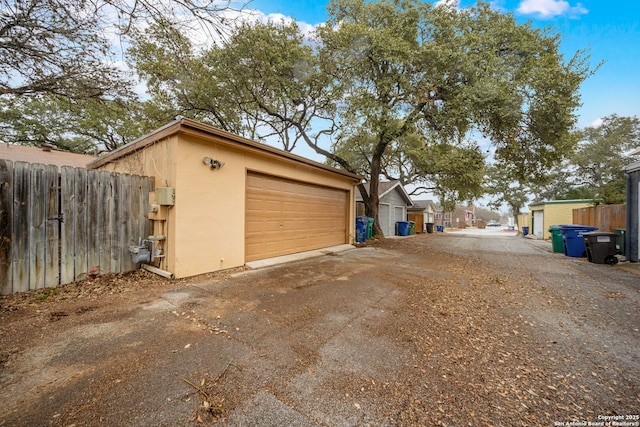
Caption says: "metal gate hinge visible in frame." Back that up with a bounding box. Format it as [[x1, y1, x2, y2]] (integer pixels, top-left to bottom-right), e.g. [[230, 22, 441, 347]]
[[48, 213, 64, 223]]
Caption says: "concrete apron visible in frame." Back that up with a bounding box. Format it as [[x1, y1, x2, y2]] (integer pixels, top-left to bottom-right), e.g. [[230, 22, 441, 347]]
[[245, 244, 355, 270]]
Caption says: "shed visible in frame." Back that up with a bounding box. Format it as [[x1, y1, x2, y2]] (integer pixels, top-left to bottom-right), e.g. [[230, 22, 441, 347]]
[[624, 160, 640, 262], [88, 118, 361, 278], [516, 213, 531, 233], [408, 200, 437, 233], [528, 200, 592, 240], [355, 181, 413, 236]]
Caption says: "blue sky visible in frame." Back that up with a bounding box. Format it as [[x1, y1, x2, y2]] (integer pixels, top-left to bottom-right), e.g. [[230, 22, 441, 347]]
[[247, 0, 640, 129]]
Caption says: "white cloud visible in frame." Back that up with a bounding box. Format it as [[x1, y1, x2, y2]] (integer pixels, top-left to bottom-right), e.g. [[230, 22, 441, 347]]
[[434, 0, 460, 9], [517, 0, 588, 18], [589, 118, 604, 128], [257, 11, 318, 39]]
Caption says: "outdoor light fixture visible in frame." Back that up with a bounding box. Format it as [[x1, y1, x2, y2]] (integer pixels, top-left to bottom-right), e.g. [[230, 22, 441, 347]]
[[203, 157, 225, 169]]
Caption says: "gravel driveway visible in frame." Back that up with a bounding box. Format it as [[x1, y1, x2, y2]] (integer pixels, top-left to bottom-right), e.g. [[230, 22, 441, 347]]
[[1, 231, 639, 426]]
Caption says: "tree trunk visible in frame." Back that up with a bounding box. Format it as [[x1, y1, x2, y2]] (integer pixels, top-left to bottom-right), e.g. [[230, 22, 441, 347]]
[[363, 142, 387, 237]]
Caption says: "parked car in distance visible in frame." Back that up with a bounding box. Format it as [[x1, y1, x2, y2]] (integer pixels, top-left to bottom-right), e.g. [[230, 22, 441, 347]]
[[486, 221, 502, 227]]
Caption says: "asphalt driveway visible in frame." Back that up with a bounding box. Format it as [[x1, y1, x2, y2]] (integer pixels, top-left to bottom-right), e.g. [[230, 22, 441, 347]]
[[1, 231, 639, 426]]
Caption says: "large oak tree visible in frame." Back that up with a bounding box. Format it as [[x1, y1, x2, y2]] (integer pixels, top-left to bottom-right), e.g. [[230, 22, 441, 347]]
[[129, 0, 591, 235]]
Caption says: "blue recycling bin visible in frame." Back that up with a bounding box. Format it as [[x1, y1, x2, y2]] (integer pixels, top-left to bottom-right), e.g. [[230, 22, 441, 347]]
[[396, 221, 410, 236], [522, 226, 529, 236], [436, 225, 444, 232], [356, 216, 368, 242], [560, 224, 598, 257]]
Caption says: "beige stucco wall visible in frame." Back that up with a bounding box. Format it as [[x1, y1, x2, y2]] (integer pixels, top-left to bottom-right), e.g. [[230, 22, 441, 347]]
[[97, 131, 357, 278], [516, 213, 530, 231], [530, 201, 592, 240]]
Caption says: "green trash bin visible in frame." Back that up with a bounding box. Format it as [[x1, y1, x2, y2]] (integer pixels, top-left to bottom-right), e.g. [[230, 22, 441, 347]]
[[548, 225, 564, 253], [408, 221, 416, 235], [367, 217, 374, 239]]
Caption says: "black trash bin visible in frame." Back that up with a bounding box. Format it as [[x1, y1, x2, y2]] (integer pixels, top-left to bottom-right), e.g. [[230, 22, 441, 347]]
[[425, 223, 434, 234], [582, 232, 618, 264]]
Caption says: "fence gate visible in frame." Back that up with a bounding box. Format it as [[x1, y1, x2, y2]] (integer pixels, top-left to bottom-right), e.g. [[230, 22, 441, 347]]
[[0, 160, 154, 295]]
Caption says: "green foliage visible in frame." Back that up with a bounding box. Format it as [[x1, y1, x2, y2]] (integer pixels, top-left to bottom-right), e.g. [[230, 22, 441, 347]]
[[34, 288, 56, 302], [0, 0, 123, 99], [127, 21, 240, 132], [0, 95, 147, 153], [122, 0, 591, 232], [474, 206, 501, 222], [484, 164, 530, 215], [422, 141, 486, 206], [321, 0, 588, 213], [563, 114, 639, 204], [1, 0, 238, 100], [204, 20, 333, 150], [488, 114, 640, 208], [1, 0, 241, 152]]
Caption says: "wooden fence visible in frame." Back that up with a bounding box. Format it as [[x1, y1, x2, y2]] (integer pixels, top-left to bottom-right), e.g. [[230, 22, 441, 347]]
[[573, 204, 626, 232], [0, 160, 154, 295]]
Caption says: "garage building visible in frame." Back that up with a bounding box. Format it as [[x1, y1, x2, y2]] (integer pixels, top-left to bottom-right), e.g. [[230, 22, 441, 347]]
[[89, 118, 361, 278], [624, 159, 640, 262], [355, 181, 413, 237], [529, 200, 592, 240]]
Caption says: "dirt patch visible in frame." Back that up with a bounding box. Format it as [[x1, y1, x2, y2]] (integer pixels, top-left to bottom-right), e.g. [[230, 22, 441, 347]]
[[369, 236, 640, 426], [1, 234, 639, 426]]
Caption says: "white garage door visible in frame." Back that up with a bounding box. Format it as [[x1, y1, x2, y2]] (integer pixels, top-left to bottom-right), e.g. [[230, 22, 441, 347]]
[[379, 204, 390, 236], [533, 210, 544, 239]]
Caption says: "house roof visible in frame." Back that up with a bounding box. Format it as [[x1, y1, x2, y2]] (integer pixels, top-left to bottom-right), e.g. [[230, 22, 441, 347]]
[[408, 199, 436, 211], [355, 180, 413, 205], [88, 117, 361, 182], [0, 143, 96, 169], [529, 199, 592, 207]]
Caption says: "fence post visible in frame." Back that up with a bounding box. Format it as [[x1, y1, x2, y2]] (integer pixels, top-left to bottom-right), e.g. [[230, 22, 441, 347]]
[[12, 162, 30, 293], [73, 167, 89, 281], [0, 160, 13, 295]]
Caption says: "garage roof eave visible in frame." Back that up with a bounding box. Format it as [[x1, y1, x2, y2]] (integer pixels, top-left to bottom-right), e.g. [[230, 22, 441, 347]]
[[88, 117, 362, 183], [529, 199, 592, 207], [623, 160, 640, 173], [87, 119, 182, 170]]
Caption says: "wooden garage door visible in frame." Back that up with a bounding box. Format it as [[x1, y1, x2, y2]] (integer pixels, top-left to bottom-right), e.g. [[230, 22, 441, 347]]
[[245, 172, 348, 262]]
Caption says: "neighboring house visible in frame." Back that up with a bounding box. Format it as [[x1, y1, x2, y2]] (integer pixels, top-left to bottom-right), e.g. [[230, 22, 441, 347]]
[[88, 117, 361, 279], [623, 155, 640, 262], [528, 200, 592, 240], [435, 208, 452, 228], [0, 143, 96, 169], [355, 180, 413, 236], [408, 199, 437, 233], [451, 206, 476, 228]]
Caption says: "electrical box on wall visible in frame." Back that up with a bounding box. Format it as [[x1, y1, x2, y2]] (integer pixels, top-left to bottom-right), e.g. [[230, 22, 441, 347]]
[[156, 187, 175, 206]]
